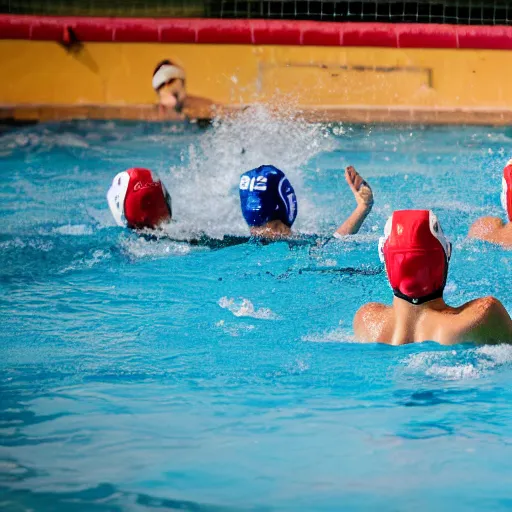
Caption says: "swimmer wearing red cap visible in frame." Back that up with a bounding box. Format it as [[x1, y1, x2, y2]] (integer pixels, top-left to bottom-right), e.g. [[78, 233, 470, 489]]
[[354, 210, 512, 345], [107, 168, 172, 230], [468, 159, 512, 248], [106, 168, 249, 248]]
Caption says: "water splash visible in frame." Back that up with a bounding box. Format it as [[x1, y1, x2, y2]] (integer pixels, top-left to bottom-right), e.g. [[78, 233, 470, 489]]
[[403, 344, 512, 380], [218, 296, 280, 320], [302, 327, 357, 343], [119, 235, 192, 259], [0, 128, 90, 157], [214, 319, 256, 337], [53, 224, 94, 236], [58, 249, 111, 274], [162, 104, 334, 239]]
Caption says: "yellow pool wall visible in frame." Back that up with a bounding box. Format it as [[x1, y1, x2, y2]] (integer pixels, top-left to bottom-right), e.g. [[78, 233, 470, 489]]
[[1, 40, 511, 122]]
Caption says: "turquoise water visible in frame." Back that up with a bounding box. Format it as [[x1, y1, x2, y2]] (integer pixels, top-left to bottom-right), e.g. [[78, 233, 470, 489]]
[[1, 110, 512, 511]]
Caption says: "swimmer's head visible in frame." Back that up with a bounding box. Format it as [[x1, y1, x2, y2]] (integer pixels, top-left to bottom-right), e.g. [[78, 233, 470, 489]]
[[107, 168, 172, 229], [379, 210, 452, 305], [239, 165, 298, 229], [501, 159, 512, 222], [152, 60, 186, 112]]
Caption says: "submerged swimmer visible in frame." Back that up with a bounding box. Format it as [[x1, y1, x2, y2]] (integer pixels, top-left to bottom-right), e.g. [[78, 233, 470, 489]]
[[468, 159, 512, 248], [239, 164, 373, 239], [354, 210, 512, 345]]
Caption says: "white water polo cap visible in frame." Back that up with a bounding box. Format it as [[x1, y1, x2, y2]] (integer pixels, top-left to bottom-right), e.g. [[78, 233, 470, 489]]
[[501, 159, 512, 222], [379, 210, 452, 305], [152, 64, 186, 91], [107, 168, 172, 229]]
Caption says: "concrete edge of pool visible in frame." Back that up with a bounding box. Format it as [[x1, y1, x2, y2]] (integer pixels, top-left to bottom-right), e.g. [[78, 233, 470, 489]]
[[3, 104, 512, 126]]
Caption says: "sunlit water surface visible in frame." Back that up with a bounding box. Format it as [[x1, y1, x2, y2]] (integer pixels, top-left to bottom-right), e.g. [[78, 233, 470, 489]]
[[1, 110, 512, 511]]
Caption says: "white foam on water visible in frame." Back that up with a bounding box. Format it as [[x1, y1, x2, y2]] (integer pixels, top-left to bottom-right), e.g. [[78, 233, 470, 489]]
[[52, 133, 90, 149], [0, 237, 26, 250], [302, 326, 357, 343], [428, 199, 490, 214], [53, 224, 94, 236], [58, 249, 111, 274], [162, 104, 335, 239], [333, 232, 381, 244], [317, 258, 338, 267], [119, 236, 192, 259], [2, 131, 90, 153], [403, 344, 512, 380], [0, 237, 54, 252], [86, 207, 117, 228], [0, 460, 28, 476], [214, 319, 256, 337], [218, 296, 281, 320]]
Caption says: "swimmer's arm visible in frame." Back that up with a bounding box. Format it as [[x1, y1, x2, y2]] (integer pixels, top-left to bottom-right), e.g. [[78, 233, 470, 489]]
[[468, 216, 504, 242], [334, 166, 373, 236], [463, 297, 512, 344], [334, 204, 372, 237]]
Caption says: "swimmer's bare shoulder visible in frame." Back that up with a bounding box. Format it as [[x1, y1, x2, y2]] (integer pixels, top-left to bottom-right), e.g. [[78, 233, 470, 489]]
[[468, 216, 512, 247], [450, 296, 512, 344], [354, 302, 393, 343], [354, 297, 512, 345], [182, 96, 220, 121]]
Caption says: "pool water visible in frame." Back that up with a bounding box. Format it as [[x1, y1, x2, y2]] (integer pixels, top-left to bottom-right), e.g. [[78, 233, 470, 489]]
[[1, 109, 512, 511]]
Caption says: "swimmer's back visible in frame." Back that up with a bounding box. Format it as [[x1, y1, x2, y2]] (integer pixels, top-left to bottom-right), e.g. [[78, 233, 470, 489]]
[[467, 159, 512, 248], [468, 216, 512, 248], [355, 296, 512, 345]]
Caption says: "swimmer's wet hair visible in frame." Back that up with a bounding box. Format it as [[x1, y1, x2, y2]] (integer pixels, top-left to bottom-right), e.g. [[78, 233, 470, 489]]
[[153, 59, 173, 76]]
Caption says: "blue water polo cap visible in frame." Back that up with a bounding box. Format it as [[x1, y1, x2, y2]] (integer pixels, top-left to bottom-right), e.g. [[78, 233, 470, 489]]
[[239, 165, 298, 227]]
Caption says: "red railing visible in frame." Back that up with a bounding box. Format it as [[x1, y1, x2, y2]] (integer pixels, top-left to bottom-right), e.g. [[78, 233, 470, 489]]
[[1, 15, 511, 49]]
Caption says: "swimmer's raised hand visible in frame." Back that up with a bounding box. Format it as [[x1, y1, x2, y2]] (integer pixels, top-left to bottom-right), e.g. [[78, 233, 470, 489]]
[[334, 166, 373, 237], [345, 166, 374, 209]]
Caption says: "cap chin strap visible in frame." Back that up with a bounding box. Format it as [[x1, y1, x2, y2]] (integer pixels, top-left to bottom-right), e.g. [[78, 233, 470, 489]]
[[392, 287, 444, 305]]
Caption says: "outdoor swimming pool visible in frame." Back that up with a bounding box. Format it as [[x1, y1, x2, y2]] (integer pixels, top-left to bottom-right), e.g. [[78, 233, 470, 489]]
[[1, 108, 512, 511]]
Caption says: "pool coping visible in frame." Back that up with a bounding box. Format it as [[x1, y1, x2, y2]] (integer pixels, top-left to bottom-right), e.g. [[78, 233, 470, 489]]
[[2, 104, 512, 125]]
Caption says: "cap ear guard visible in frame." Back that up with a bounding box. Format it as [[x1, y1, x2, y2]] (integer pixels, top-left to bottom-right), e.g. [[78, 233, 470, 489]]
[[277, 176, 298, 227], [501, 160, 512, 222], [378, 216, 393, 263], [161, 181, 173, 219], [429, 211, 452, 261], [106, 171, 130, 227], [502, 177, 508, 216]]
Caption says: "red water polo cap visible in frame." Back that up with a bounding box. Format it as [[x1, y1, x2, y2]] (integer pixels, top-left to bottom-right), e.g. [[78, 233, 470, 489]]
[[501, 159, 512, 222], [107, 168, 172, 229], [378, 210, 452, 305]]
